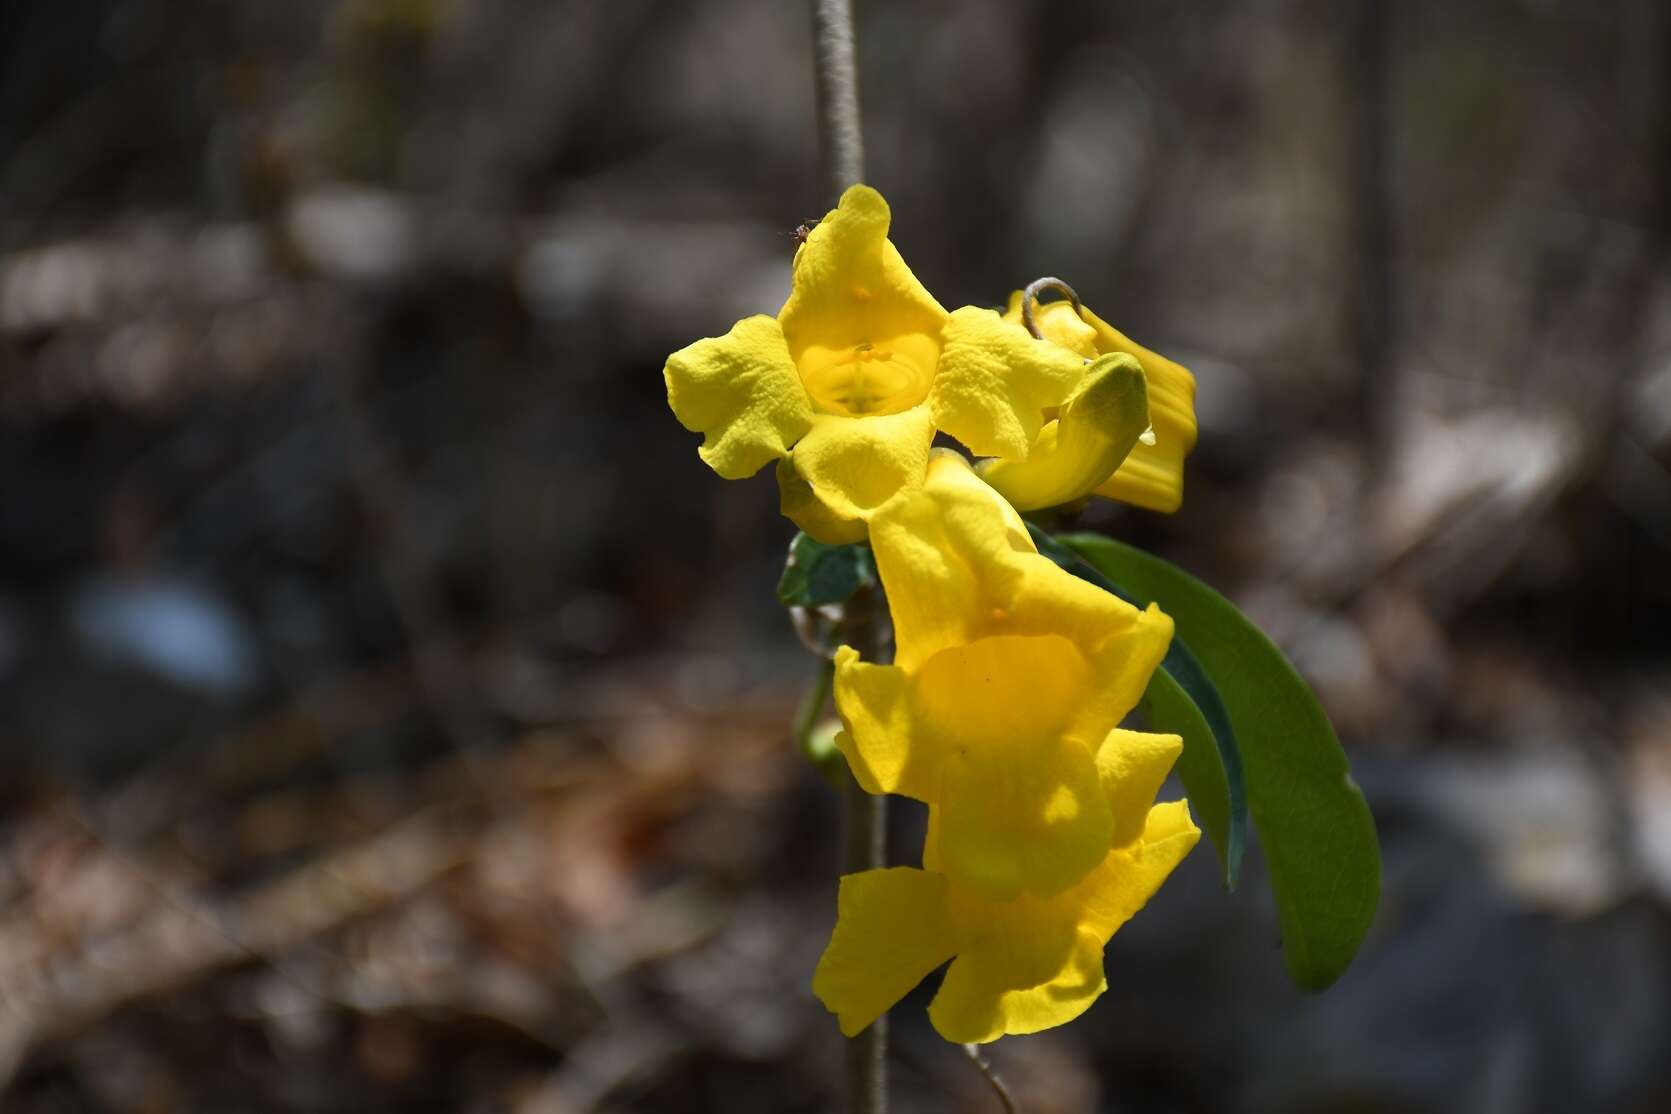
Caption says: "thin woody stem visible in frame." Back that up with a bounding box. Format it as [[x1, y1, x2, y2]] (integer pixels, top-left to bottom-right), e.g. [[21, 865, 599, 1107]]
[[810, 5, 886, 1112], [962, 1044, 1021, 1114], [840, 768, 887, 1114], [835, 598, 888, 1114], [812, 0, 865, 204]]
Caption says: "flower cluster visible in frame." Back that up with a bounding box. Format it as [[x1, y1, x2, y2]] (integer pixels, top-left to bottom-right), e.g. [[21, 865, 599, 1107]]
[[664, 185, 1202, 1043]]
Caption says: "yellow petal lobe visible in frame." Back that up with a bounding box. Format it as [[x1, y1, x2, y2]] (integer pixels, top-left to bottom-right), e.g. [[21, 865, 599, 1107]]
[[1075, 800, 1201, 940], [1081, 309, 1197, 513], [775, 457, 868, 545], [663, 315, 814, 479], [812, 867, 956, 1037], [929, 307, 1084, 460], [929, 927, 1106, 1044], [780, 185, 946, 418], [935, 734, 1113, 899], [783, 406, 936, 524], [832, 647, 943, 800], [927, 799, 1200, 1044], [1095, 729, 1184, 848]]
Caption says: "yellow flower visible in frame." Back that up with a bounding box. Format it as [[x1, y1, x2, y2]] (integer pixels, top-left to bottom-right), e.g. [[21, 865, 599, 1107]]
[[812, 787, 1200, 1044], [834, 452, 1176, 899], [663, 186, 1087, 543], [986, 291, 1199, 513]]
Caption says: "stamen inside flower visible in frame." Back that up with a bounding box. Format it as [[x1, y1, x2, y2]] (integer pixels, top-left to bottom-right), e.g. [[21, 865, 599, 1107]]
[[796, 331, 939, 417]]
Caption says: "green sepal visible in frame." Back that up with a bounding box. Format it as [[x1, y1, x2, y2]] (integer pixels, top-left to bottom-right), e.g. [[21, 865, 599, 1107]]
[[776, 532, 877, 608]]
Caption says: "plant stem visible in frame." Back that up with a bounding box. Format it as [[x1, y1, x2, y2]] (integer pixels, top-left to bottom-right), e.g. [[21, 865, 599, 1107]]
[[841, 773, 887, 1113], [962, 1044, 1020, 1114], [811, 5, 882, 1109], [812, 0, 865, 202], [793, 657, 836, 759]]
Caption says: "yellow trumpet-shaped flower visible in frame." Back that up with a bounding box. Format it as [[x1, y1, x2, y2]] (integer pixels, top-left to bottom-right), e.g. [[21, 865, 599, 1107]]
[[664, 186, 1087, 543], [833, 452, 1175, 899], [813, 782, 1200, 1044], [988, 291, 1199, 513]]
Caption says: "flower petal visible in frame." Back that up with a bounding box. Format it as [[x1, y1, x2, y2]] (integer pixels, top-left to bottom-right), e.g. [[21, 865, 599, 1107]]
[[996, 576, 1173, 750], [871, 449, 1171, 706], [1095, 729, 1184, 848], [876, 453, 1173, 739], [936, 734, 1113, 900], [775, 457, 868, 545], [977, 352, 1150, 511], [929, 307, 1084, 460], [833, 647, 943, 800], [1075, 800, 1201, 943], [781, 406, 936, 527], [911, 634, 1088, 744], [1003, 293, 1198, 513], [664, 314, 813, 479], [1068, 602, 1174, 746], [1079, 308, 1197, 513], [1093, 439, 1191, 514], [929, 926, 1106, 1045], [779, 185, 946, 418], [922, 802, 1199, 1043], [865, 451, 1035, 671], [813, 867, 956, 1037]]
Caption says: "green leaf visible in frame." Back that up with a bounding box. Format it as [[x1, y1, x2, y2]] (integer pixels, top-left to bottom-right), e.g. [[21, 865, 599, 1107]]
[[776, 532, 876, 608], [1140, 664, 1239, 886], [1061, 532, 1381, 991], [1027, 524, 1244, 889]]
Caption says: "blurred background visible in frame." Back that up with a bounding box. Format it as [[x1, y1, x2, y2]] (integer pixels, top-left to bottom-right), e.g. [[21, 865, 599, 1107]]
[[2, 0, 1670, 1110]]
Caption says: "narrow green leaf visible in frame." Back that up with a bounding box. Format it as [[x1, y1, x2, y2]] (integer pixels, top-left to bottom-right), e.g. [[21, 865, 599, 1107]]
[[1061, 532, 1381, 991], [1140, 664, 1237, 885], [776, 532, 876, 608], [1141, 635, 1246, 890], [1027, 524, 1244, 888]]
